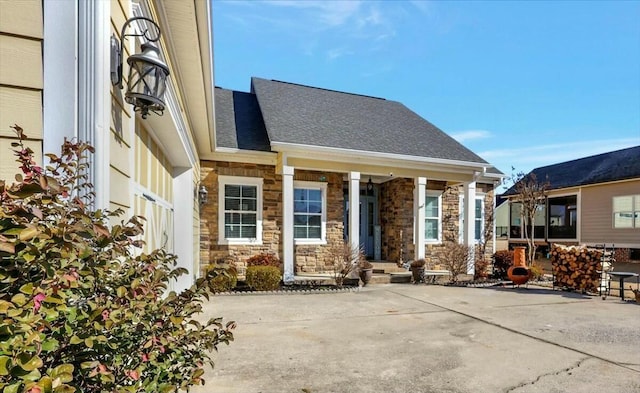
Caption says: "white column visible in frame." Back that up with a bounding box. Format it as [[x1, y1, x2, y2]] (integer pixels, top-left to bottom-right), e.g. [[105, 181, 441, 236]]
[[172, 168, 194, 292], [348, 172, 360, 253], [43, 1, 78, 154], [282, 165, 295, 283], [414, 177, 427, 260], [463, 181, 476, 274]]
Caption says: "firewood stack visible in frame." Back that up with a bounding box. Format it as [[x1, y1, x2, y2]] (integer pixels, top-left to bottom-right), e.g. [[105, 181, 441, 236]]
[[550, 244, 603, 292]]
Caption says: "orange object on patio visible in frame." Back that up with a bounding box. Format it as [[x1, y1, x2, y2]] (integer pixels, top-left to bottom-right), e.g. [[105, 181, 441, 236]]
[[508, 246, 530, 285]]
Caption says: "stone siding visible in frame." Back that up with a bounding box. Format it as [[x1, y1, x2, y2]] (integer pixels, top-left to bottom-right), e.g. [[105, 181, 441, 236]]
[[380, 178, 415, 264], [199, 161, 344, 276]]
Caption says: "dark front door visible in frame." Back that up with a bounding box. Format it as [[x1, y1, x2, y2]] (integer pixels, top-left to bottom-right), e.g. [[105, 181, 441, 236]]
[[360, 194, 377, 258]]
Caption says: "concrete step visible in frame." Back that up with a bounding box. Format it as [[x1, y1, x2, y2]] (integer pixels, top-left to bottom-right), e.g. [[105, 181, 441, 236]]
[[370, 262, 407, 274]]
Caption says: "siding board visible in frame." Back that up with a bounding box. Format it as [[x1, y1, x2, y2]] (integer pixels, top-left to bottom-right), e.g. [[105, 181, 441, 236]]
[[0, 35, 43, 89], [0, 87, 42, 137], [0, 0, 43, 39]]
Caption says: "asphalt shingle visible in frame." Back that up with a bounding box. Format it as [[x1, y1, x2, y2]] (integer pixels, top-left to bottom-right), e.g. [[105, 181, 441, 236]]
[[214, 87, 271, 152]]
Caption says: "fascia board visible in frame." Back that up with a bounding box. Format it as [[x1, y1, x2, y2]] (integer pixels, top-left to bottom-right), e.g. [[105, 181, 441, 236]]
[[271, 141, 489, 172], [201, 148, 277, 165]]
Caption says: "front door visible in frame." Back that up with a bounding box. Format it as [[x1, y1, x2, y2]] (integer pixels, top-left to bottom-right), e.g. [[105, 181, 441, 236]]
[[360, 192, 378, 259]]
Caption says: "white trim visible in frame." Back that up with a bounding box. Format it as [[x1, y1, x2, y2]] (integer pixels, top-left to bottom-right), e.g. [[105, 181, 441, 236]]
[[348, 172, 360, 254], [217, 176, 263, 245], [459, 193, 485, 244], [172, 168, 195, 292], [463, 182, 476, 274], [272, 141, 489, 171], [282, 166, 295, 282], [293, 181, 328, 245], [204, 148, 277, 165], [425, 190, 443, 244], [414, 177, 427, 260]]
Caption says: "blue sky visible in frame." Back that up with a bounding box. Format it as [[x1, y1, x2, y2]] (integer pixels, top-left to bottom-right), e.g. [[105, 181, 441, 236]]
[[212, 0, 640, 185]]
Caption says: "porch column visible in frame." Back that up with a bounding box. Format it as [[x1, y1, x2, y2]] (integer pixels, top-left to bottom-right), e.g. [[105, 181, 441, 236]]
[[463, 181, 476, 274], [348, 172, 360, 253], [282, 165, 295, 283], [414, 177, 427, 260]]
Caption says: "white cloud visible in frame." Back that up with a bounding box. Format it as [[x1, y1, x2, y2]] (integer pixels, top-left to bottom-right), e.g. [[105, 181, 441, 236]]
[[451, 130, 493, 142]]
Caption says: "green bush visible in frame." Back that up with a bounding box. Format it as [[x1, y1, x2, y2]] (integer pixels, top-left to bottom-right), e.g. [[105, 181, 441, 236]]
[[245, 266, 281, 291], [493, 250, 514, 279], [246, 253, 281, 267], [0, 126, 234, 393], [208, 267, 238, 292]]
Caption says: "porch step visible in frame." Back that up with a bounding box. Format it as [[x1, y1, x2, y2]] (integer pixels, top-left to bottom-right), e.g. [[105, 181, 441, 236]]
[[370, 262, 407, 274]]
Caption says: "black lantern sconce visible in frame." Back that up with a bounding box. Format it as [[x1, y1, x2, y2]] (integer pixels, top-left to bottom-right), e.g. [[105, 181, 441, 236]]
[[198, 184, 208, 207], [111, 17, 170, 119], [366, 176, 374, 196]]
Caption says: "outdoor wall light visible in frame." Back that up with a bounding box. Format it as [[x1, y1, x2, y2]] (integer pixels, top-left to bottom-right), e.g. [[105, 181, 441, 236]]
[[111, 16, 170, 119], [366, 176, 374, 195], [198, 184, 208, 207]]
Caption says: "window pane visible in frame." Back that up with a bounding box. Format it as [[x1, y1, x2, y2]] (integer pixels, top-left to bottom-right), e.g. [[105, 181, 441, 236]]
[[241, 225, 256, 238], [634, 195, 640, 211], [308, 201, 322, 214], [294, 188, 306, 200], [294, 226, 308, 238], [614, 212, 634, 228], [225, 225, 240, 238], [548, 195, 577, 238], [475, 220, 482, 240], [294, 215, 308, 225], [510, 202, 522, 238], [294, 201, 307, 213], [308, 189, 321, 202], [241, 186, 257, 198], [225, 212, 240, 225], [475, 199, 482, 217], [225, 198, 240, 211], [241, 199, 257, 211], [635, 212, 640, 228], [308, 227, 321, 238], [425, 218, 438, 240], [425, 196, 439, 217], [309, 215, 321, 226], [242, 213, 256, 225], [225, 185, 240, 198], [613, 196, 633, 211]]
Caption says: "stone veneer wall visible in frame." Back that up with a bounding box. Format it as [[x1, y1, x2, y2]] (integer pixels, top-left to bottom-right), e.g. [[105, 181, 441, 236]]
[[199, 161, 344, 276], [380, 178, 415, 263]]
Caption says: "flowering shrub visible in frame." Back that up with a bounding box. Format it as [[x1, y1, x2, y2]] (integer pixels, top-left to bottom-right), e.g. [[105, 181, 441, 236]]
[[246, 253, 281, 267], [0, 126, 234, 392]]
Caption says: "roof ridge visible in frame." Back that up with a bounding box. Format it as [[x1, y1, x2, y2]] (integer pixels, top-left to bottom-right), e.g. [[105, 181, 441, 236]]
[[267, 78, 387, 101]]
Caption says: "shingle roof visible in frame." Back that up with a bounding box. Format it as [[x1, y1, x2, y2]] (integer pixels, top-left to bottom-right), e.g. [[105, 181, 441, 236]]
[[214, 87, 271, 152], [504, 145, 640, 194], [250, 77, 492, 165]]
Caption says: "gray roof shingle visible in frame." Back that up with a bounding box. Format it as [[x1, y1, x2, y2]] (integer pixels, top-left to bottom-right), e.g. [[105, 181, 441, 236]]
[[504, 145, 640, 194], [250, 77, 491, 165], [214, 87, 271, 152]]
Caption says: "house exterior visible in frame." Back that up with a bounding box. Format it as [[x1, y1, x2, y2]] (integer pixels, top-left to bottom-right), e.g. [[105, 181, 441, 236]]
[[200, 78, 504, 281], [504, 146, 640, 262], [0, 0, 216, 291]]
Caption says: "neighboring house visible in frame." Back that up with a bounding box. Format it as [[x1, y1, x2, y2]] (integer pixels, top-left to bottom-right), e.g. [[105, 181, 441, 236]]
[[504, 146, 640, 262], [200, 78, 504, 281], [0, 0, 216, 291], [494, 195, 509, 251]]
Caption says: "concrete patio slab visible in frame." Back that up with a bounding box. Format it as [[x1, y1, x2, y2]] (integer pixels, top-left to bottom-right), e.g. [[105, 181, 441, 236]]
[[192, 284, 640, 393]]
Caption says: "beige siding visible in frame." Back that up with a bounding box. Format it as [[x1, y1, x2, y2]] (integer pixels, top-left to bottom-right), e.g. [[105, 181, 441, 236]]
[[109, 167, 130, 207], [0, 87, 42, 137], [581, 180, 640, 246], [0, 0, 43, 38], [0, 35, 43, 89], [0, 1, 43, 183]]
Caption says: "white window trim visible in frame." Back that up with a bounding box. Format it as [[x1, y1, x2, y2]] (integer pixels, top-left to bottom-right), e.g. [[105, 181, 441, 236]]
[[293, 181, 327, 245], [459, 194, 485, 243], [218, 176, 263, 245], [425, 190, 443, 244]]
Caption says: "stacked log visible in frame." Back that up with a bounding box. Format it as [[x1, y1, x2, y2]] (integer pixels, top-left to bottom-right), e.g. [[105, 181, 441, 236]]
[[550, 244, 602, 293]]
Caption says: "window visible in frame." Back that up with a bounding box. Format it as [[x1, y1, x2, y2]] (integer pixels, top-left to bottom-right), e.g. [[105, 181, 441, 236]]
[[510, 202, 522, 238], [548, 195, 577, 239], [613, 195, 640, 228], [459, 195, 484, 242], [218, 176, 262, 244], [294, 181, 327, 243], [425, 191, 442, 242]]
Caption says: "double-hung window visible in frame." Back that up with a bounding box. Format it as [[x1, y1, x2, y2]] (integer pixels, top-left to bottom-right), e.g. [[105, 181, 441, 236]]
[[425, 191, 442, 243], [294, 181, 326, 244], [218, 176, 263, 244]]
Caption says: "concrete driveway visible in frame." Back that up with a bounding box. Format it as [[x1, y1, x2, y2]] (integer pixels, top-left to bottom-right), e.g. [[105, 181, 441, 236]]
[[193, 284, 640, 393]]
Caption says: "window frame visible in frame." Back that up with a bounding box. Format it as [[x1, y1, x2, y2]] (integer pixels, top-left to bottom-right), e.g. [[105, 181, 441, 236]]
[[217, 175, 263, 245], [425, 190, 443, 244], [459, 194, 485, 243], [547, 193, 579, 240], [612, 194, 640, 229], [293, 181, 327, 245]]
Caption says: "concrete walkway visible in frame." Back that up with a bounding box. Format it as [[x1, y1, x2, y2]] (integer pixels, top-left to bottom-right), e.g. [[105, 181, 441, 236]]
[[193, 284, 640, 393]]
